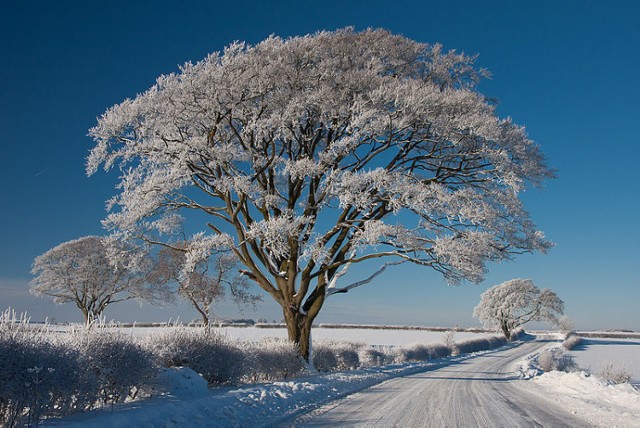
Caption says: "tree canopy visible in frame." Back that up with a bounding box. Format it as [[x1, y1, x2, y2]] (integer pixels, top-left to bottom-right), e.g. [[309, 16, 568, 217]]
[[473, 278, 564, 339], [147, 242, 261, 326], [87, 28, 553, 358], [30, 236, 169, 322]]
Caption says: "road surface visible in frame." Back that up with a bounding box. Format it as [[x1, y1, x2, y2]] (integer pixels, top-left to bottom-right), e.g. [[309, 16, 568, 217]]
[[294, 340, 585, 427]]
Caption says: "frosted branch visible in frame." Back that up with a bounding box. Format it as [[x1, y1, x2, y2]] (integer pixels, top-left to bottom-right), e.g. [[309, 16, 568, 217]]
[[326, 260, 406, 297]]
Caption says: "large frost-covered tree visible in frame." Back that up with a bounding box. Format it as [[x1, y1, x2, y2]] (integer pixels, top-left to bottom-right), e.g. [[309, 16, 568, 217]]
[[87, 28, 553, 359], [31, 236, 169, 322], [473, 278, 564, 339]]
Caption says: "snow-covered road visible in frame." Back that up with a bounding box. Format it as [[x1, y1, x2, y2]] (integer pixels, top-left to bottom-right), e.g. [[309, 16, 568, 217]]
[[294, 340, 584, 427], [44, 338, 639, 427]]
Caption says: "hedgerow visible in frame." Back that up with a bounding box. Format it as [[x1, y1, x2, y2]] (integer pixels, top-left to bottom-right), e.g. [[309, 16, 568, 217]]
[[1, 309, 517, 426]]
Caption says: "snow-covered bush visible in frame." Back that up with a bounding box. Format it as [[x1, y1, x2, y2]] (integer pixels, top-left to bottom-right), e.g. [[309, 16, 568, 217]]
[[455, 338, 487, 354], [312, 342, 361, 371], [598, 362, 631, 385], [241, 338, 305, 382], [537, 349, 558, 372], [311, 345, 338, 372], [151, 328, 244, 385], [456, 336, 506, 354], [557, 354, 578, 372], [0, 310, 89, 426], [538, 348, 578, 373], [429, 343, 453, 359], [562, 334, 582, 350], [395, 344, 430, 363], [331, 342, 362, 370], [78, 330, 157, 406], [357, 347, 390, 367], [392, 343, 453, 363], [0, 335, 86, 426]]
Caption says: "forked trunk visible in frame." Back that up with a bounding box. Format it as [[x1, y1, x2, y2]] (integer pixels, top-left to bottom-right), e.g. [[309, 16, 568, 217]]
[[283, 307, 314, 362]]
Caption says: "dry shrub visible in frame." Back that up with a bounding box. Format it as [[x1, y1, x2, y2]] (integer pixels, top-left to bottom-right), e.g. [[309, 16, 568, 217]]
[[78, 330, 157, 405], [150, 328, 243, 385], [599, 363, 631, 385], [312, 341, 362, 371], [538, 348, 578, 373], [562, 334, 582, 350], [358, 347, 390, 367], [241, 338, 305, 382]]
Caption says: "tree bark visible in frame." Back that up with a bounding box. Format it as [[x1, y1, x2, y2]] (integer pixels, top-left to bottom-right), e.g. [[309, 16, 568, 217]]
[[283, 307, 314, 361], [282, 276, 327, 361], [283, 306, 320, 362], [500, 319, 511, 341]]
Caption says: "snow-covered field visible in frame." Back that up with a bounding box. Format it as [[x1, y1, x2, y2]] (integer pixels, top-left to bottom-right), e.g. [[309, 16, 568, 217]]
[[61, 324, 493, 346], [567, 338, 640, 387], [216, 326, 492, 346], [514, 338, 640, 427]]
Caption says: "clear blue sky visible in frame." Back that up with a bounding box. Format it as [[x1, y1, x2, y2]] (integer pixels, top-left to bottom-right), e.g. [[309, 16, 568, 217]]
[[1, 0, 638, 330]]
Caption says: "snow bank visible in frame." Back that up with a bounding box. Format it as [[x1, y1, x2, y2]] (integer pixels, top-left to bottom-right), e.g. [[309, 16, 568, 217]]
[[527, 371, 640, 427], [514, 338, 640, 427], [150, 367, 210, 398], [42, 351, 495, 427]]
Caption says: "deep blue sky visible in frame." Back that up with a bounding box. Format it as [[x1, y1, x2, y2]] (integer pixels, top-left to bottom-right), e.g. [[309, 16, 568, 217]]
[[1, 0, 638, 329]]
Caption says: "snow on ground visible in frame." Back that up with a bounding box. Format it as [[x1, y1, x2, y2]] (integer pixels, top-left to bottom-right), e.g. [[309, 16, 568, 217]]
[[522, 370, 640, 427], [567, 338, 640, 387], [515, 339, 640, 427], [57, 324, 493, 346], [40, 331, 640, 427], [42, 353, 481, 427], [216, 326, 492, 346]]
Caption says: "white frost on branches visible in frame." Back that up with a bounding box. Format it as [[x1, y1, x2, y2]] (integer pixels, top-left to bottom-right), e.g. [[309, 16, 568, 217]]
[[30, 236, 170, 322], [246, 214, 311, 260], [87, 28, 554, 353], [181, 233, 233, 281], [473, 278, 564, 339]]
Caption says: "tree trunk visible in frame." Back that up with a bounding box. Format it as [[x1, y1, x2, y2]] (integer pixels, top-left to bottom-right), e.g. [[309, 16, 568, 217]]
[[202, 305, 211, 327], [500, 319, 511, 341], [76, 302, 93, 326], [283, 307, 314, 362], [189, 298, 209, 327]]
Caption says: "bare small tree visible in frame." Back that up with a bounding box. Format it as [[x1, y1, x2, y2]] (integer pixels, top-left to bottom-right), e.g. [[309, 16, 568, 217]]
[[473, 278, 564, 340], [557, 315, 574, 333], [30, 236, 168, 323], [148, 242, 261, 326]]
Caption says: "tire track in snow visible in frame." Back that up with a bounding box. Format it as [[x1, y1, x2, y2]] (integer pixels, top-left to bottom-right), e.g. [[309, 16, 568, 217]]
[[294, 340, 585, 427]]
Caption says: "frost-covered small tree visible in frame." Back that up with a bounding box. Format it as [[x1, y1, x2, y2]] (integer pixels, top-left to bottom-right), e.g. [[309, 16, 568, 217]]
[[473, 279, 564, 339], [557, 315, 574, 333], [30, 236, 168, 322], [147, 242, 261, 326], [88, 28, 553, 360]]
